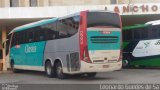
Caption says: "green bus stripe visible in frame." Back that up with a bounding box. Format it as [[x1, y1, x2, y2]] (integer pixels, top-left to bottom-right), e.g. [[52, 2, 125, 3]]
[[130, 57, 160, 67], [123, 24, 149, 31]]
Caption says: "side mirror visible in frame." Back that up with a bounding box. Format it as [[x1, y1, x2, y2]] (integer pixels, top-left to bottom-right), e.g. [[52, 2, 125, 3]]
[[2, 42, 5, 49], [2, 39, 8, 49]]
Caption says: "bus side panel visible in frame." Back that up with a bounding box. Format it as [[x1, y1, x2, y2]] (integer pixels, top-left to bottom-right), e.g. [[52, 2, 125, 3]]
[[123, 39, 160, 67], [10, 45, 26, 65], [44, 33, 80, 73], [132, 39, 160, 67], [25, 41, 46, 66], [10, 41, 46, 66]]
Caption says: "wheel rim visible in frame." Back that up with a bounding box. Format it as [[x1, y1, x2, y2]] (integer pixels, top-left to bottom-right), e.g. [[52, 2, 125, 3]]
[[46, 63, 51, 75], [123, 60, 128, 66], [57, 65, 62, 77]]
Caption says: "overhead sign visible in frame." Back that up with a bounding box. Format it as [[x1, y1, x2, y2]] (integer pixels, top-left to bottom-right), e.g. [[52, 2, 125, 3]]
[[0, 3, 160, 19], [105, 3, 160, 15]]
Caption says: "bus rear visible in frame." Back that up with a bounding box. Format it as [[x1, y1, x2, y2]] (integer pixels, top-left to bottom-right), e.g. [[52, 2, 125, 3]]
[[79, 11, 122, 73]]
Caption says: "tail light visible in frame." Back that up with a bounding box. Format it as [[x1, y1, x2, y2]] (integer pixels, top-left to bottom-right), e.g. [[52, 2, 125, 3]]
[[82, 46, 92, 63], [118, 51, 122, 62]]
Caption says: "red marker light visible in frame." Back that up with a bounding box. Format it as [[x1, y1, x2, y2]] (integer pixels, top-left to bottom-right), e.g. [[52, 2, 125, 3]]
[[15, 45, 20, 48]]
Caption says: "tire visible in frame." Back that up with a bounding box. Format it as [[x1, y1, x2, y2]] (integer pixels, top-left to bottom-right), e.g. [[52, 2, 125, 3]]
[[122, 60, 129, 68], [10, 61, 19, 73], [45, 61, 55, 78], [86, 72, 97, 77], [123, 55, 132, 68], [55, 62, 67, 79]]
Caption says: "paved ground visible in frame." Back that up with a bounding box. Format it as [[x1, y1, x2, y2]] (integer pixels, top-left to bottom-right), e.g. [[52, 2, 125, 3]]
[[0, 69, 160, 84]]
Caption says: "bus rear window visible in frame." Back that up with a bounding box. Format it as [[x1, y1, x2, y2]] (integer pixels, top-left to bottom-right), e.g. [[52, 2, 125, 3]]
[[87, 11, 120, 28]]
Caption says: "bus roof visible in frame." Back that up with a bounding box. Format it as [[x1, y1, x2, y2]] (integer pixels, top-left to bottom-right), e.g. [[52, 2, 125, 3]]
[[123, 24, 149, 30], [10, 13, 80, 34], [10, 18, 58, 34], [10, 10, 118, 34], [145, 20, 160, 25]]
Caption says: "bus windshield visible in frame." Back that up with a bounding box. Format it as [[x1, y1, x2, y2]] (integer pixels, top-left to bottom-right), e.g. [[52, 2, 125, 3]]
[[87, 11, 121, 28]]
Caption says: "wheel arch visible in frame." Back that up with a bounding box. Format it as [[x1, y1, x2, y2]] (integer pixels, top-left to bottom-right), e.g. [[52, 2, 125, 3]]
[[44, 58, 63, 68]]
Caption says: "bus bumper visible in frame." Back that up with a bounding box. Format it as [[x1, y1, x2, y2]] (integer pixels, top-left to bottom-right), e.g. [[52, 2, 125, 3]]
[[80, 61, 122, 73]]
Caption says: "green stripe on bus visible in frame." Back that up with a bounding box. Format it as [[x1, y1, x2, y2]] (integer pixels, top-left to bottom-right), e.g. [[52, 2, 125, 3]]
[[130, 57, 160, 67], [123, 24, 149, 31], [123, 41, 129, 48]]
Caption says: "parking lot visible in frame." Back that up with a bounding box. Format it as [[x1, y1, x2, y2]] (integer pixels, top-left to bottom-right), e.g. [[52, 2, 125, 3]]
[[0, 69, 160, 84]]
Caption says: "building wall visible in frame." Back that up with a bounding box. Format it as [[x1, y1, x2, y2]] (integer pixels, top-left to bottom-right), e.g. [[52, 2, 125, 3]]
[[0, 0, 111, 7], [48, 0, 111, 6], [0, 0, 10, 7], [1, 0, 160, 8], [118, 0, 160, 4]]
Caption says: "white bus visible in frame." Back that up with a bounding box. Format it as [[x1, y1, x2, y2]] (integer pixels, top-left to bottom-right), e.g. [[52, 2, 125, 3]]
[[5, 10, 122, 79]]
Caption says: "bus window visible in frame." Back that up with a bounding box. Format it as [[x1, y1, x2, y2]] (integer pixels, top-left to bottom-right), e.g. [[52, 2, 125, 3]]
[[57, 16, 79, 38], [149, 25, 160, 39], [123, 30, 133, 41], [141, 27, 148, 39], [87, 12, 120, 28], [19, 31, 25, 44], [27, 30, 34, 43], [67, 16, 80, 36], [11, 32, 20, 47], [57, 20, 68, 38], [40, 22, 57, 40], [133, 29, 141, 40], [39, 29, 45, 41]]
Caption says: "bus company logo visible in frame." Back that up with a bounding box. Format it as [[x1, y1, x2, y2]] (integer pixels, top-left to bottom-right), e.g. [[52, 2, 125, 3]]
[[143, 41, 150, 48], [25, 45, 37, 53], [100, 31, 111, 34], [155, 40, 160, 45]]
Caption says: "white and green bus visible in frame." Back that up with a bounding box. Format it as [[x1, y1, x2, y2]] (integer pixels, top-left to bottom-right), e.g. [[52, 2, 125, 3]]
[[123, 20, 160, 68], [5, 10, 122, 79]]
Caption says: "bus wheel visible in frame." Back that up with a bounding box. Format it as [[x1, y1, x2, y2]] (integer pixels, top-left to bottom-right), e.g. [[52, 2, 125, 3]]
[[10, 61, 19, 73], [122, 60, 129, 68], [45, 61, 55, 78], [55, 62, 67, 79], [86, 72, 97, 77]]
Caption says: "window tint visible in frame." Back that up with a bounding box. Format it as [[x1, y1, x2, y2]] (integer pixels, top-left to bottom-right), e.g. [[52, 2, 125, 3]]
[[111, 0, 117, 4], [27, 30, 34, 43], [123, 26, 150, 41], [57, 20, 69, 38], [67, 16, 80, 35], [57, 16, 80, 38], [11, 16, 80, 46], [87, 12, 120, 28], [10, 0, 19, 7], [123, 30, 133, 41], [149, 25, 160, 39], [140, 28, 148, 39], [11, 32, 20, 47], [30, 0, 37, 7], [134, 29, 141, 40], [19, 31, 25, 44], [40, 22, 58, 40]]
